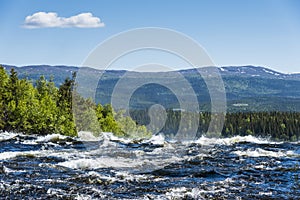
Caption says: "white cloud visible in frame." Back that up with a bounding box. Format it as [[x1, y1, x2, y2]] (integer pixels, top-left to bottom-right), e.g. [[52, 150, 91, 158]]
[[23, 12, 105, 28]]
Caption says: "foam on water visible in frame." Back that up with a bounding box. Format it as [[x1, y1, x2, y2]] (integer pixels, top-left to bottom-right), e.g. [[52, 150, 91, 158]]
[[77, 131, 100, 141], [195, 135, 275, 146], [87, 171, 118, 183], [102, 132, 133, 144], [1, 165, 26, 174], [233, 148, 297, 158], [145, 133, 166, 145], [56, 151, 184, 171], [1, 132, 300, 199], [0, 132, 18, 142], [165, 187, 188, 199], [58, 157, 141, 169], [35, 134, 68, 143], [0, 150, 42, 160]]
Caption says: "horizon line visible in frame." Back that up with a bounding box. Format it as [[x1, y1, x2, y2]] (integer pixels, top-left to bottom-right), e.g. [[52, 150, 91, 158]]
[[1, 63, 299, 74]]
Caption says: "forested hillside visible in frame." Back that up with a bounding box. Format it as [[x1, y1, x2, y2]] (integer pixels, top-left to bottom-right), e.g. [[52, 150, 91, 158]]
[[1, 65, 299, 141], [2, 64, 300, 112]]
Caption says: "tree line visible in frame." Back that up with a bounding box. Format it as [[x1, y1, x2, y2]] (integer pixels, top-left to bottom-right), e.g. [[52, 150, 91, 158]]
[[223, 111, 300, 141], [130, 110, 300, 141], [0, 66, 150, 138], [1, 65, 299, 141]]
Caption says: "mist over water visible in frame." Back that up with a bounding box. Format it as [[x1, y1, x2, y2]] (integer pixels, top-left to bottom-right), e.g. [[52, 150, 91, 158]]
[[0, 132, 300, 199]]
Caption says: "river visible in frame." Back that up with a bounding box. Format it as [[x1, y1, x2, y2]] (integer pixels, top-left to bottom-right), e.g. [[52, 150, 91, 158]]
[[0, 132, 300, 199]]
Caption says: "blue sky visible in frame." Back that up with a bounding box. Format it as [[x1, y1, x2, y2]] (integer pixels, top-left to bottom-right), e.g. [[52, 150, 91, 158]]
[[0, 0, 299, 73]]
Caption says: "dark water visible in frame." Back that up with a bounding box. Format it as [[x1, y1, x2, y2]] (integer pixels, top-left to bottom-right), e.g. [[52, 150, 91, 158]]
[[0, 132, 300, 199]]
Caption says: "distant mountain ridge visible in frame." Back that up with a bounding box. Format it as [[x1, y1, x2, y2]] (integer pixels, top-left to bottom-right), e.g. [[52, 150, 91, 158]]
[[2, 64, 299, 76], [1, 64, 300, 112]]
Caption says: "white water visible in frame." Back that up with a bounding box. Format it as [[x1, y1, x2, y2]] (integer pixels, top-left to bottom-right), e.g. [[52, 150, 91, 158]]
[[0, 150, 41, 160], [1, 132, 299, 170], [1, 131, 300, 199], [0, 132, 18, 142], [195, 135, 275, 146], [233, 148, 296, 158], [0, 132, 300, 162]]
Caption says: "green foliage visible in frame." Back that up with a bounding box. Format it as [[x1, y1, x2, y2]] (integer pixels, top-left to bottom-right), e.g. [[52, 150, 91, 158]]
[[0, 66, 77, 136], [0, 67, 9, 130], [94, 104, 121, 135], [0, 65, 149, 138], [1, 64, 298, 141], [130, 109, 300, 141], [114, 110, 151, 139], [3, 65, 300, 112], [74, 98, 151, 138], [223, 112, 300, 141], [73, 93, 101, 135], [56, 73, 77, 136]]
